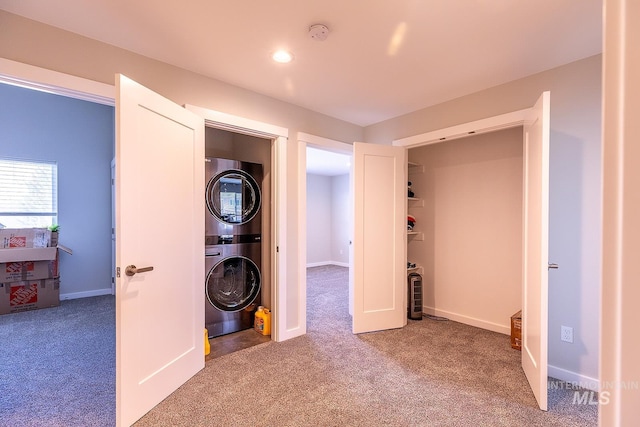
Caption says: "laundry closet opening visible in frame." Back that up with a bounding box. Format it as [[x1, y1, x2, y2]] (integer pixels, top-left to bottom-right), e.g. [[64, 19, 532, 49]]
[[204, 127, 273, 358], [407, 127, 523, 333]]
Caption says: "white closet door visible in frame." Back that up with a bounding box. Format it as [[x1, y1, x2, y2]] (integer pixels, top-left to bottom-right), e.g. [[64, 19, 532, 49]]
[[522, 91, 551, 411], [352, 142, 407, 334], [115, 74, 205, 426]]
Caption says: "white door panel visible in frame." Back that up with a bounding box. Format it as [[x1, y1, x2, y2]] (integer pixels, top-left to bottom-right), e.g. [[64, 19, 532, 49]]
[[352, 142, 406, 334], [522, 91, 550, 411], [116, 75, 204, 426]]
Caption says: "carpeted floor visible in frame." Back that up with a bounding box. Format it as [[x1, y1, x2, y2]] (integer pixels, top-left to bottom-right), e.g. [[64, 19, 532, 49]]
[[0, 266, 598, 426], [135, 265, 597, 427], [0, 294, 116, 427]]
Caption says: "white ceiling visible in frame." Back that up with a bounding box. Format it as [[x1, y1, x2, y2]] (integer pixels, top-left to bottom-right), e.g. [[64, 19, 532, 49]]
[[306, 147, 351, 177], [1, 1, 602, 127]]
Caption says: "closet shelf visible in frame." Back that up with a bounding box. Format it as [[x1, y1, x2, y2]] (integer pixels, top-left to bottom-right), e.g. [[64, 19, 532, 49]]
[[408, 162, 425, 174], [407, 231, 424, 241], [408, 197, 424, 207]]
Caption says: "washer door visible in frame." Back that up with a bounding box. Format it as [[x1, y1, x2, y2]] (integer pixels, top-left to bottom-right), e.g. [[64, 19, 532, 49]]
[[206, 169, 261, 225], [206, 256, 261, 312]]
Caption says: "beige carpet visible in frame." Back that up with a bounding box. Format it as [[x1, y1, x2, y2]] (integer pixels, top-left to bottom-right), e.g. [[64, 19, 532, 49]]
[[135, 265, 597, 426]]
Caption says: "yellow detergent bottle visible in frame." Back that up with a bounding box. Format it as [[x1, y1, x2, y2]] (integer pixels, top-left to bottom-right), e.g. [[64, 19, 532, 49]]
[[254, 306, 271, 336], [262, 308, 271, 336], [204, 328, 210, 356]]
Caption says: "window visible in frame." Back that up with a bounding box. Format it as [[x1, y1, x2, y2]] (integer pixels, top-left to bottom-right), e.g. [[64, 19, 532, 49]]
[[0, 158, 58, 229]]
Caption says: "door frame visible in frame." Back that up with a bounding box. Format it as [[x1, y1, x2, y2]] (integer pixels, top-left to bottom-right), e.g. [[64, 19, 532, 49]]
[[297, 133, 353, 333], [184, 104, 290, 342]]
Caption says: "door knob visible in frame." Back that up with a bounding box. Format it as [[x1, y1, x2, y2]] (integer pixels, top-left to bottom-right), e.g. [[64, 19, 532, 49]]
[[548, 263, 559, 270], [125, 265, 154, 276]]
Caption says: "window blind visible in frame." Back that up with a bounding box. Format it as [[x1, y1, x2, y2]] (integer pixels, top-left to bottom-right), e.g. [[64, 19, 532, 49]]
[[0, 158, 58, 228]]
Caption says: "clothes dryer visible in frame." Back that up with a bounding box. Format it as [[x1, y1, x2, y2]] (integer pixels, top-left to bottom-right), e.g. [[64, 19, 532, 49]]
[[205, 242, 261, 337], [205, 158, 262, 242]]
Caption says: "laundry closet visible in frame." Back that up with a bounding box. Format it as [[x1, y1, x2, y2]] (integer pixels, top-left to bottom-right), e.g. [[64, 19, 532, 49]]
[[204, 127, 272, 337], [407, 127, 523, 334]]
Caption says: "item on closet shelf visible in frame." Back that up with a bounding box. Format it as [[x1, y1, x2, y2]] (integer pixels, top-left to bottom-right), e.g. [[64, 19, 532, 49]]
[[408, 181, 415, 198], [407, 215, 416, 231]]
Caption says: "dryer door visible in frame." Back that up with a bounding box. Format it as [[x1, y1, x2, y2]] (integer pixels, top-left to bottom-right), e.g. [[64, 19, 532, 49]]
[[206, 256, 261, 312], [206, 170, 261, 225]]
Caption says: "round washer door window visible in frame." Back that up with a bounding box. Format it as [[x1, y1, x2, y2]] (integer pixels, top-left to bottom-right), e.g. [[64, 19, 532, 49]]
[[206, 169, 261, 225], [206, 256, 261, 312]]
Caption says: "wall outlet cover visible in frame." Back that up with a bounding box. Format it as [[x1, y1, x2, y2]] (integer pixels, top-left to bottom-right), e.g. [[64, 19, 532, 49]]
[[561, 325, 574, 343]]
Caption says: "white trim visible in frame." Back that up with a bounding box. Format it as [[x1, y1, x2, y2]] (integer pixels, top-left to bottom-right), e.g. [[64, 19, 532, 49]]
[[0, 58, 115, 105], [423, 306, 511, 335], [548, 365, 599, 391], [273, 136, 296, 341], [184, 104, 288, 139], [60, 288, 113, 300], [296, 138, 308, 338], [392, 108, 530, 148], [183, 104, 291, 342], [298, 132, 352, 153]]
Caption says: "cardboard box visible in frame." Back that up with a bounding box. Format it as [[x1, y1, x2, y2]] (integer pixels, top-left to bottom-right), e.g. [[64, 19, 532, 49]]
[[0, 277, 60, 315], [50, 231, 58, 247], [511, 310, 522, 351], [0, 256, 59, 283], [0, 228, 51, 249], [0, 247, 58, 263]]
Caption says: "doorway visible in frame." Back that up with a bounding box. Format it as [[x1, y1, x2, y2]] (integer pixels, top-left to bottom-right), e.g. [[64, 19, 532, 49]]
[[298, 134, 353, 331], [204, 126, 273, 357], [407, 127, 524, 333], [305, 146, 352, 327], [0, 81, 116, 424]]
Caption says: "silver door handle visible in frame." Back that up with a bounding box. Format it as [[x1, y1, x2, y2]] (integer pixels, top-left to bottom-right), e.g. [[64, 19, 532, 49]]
[[125, 265, 154, 276], [548, 263, 559, 270]]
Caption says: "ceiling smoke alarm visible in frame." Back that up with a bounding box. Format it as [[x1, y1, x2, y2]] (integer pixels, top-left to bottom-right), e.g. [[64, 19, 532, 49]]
[[309, 24, 329, 41]]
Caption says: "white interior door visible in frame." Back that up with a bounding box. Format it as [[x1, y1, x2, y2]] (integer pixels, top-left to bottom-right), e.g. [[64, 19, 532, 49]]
[[522, 91, 550, 411], [352, 142, 407, 334], [115, 75, 205, 426]]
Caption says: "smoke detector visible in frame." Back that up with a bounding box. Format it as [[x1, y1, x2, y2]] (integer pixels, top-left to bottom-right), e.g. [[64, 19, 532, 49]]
[[309, 24, 330, 41]]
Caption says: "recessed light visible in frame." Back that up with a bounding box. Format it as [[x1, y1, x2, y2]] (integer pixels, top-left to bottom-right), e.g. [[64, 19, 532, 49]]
[[272, 50, 293, 63]]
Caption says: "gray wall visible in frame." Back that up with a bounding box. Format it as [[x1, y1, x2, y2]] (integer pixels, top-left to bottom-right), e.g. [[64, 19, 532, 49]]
[[330, 174, 350, 265], [306, 174, 332, 265], [306, 173, 350, 266], [366, 55, 602, 384], [0, 82, 114, 298]]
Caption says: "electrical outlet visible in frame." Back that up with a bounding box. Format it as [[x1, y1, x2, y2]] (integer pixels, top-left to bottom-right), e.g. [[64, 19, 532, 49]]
[[561, 325, 574, 343]]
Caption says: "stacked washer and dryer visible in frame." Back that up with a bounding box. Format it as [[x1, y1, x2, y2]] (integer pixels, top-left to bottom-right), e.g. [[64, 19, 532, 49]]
[[205, 158, 263, 338]]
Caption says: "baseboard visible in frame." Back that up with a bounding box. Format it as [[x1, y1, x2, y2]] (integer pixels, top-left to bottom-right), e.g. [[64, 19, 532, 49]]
[[60, 288, 113, 300], [423, 306, 510, 335], [307, 261, 349, 268], [548, 365, 599, 391]]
